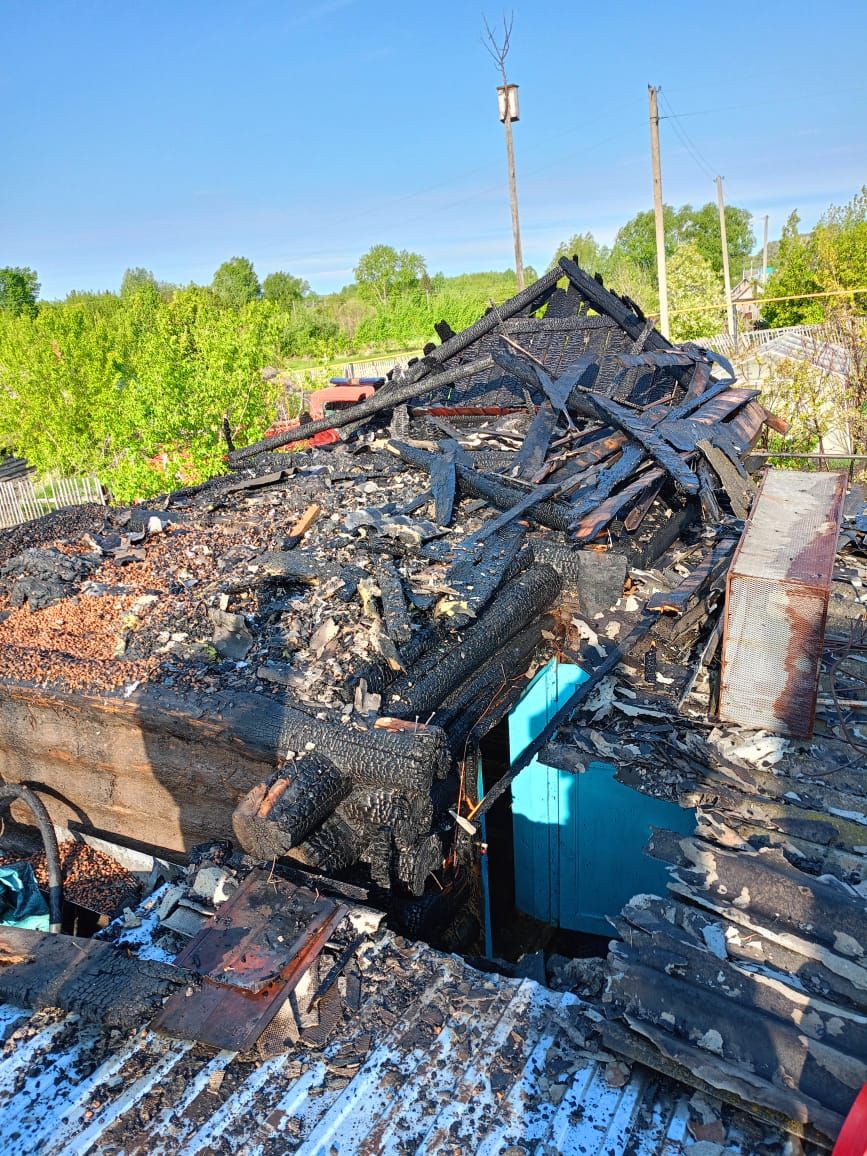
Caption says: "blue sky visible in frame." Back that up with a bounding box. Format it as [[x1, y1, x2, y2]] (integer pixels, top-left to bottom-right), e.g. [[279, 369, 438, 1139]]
[[2, 0, 865, 300]]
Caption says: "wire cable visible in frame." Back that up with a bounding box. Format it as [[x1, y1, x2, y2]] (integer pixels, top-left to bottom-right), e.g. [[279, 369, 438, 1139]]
[[659, 88, 717, 182]]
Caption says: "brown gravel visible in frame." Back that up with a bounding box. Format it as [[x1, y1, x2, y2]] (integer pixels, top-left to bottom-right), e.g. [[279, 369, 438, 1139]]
[[0, 504, 109, 566], [0, 591, 160, 692], [0, 840, 140, 915]]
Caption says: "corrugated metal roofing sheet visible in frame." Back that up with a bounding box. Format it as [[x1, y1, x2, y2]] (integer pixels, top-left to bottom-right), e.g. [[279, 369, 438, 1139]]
[[0, 933, 758, 1155], [756, 332, 851, 378]]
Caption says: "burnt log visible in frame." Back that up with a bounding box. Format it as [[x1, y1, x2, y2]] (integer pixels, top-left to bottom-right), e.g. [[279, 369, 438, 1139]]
[[232, 755, 351, 860], [387, 562, 561, 720]]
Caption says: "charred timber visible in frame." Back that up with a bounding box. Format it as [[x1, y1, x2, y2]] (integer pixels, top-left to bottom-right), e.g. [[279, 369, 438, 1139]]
[[387, 562, 561, 720], [390, 441, 574, 532]]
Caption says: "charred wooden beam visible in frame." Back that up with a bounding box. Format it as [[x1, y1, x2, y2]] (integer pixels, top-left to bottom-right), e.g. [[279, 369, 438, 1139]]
[[559, 257, 672, 349], [646, 537, 737, 614], [387, 563, 561, 720], [390, 440, 574, 532]]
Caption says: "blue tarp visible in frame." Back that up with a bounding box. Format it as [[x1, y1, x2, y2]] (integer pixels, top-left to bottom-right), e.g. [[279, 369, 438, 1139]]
[[0, 863, 50, 931]]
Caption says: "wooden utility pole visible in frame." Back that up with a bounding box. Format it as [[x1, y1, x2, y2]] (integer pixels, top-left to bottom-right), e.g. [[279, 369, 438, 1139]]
[[484, 15, 524, 292], [716, 175, 736, 338], [502, 99, 524, 291], [762, 214, 769, 285], [648, 86, 669, 338]]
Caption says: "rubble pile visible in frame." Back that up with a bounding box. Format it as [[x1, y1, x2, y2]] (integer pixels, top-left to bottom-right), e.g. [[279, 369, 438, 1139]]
[[0, 258, 776, 919], [1, 257, 866, 1146]]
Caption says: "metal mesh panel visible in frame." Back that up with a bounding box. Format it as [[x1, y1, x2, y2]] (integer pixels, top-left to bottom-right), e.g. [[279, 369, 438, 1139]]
[[719, 577, 827, 736], [718, 469, 846, 737]]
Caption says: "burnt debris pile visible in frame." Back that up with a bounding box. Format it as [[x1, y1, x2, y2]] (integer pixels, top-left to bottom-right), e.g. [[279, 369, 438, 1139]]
[[0, 258, 774, 923]]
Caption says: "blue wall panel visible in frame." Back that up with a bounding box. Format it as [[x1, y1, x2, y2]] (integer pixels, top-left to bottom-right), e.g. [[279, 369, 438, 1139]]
[[508, 659, 695, 934]]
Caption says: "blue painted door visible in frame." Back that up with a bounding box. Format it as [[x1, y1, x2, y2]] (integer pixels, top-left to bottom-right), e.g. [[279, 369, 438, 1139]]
[[507, 659, 694, 935]]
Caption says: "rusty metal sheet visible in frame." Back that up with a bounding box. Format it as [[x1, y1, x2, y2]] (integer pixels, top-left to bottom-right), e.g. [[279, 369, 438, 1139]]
[[174, 869, 342, 993], [719, 469, 847, 737], [154, 870, 347, 1050]]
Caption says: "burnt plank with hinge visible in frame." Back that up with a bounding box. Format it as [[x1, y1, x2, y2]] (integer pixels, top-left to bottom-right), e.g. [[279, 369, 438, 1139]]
[[646, 537, 737, 614], [571, 468, 665, 540], [429, 442, 457, 525]]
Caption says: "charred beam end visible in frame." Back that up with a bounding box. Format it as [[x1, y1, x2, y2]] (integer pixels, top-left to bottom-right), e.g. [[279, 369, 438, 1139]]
[[232, 754, 351, 860]]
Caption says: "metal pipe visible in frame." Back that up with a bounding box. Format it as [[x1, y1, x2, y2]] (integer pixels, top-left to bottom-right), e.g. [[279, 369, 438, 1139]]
[[0, 784, 63, 932]]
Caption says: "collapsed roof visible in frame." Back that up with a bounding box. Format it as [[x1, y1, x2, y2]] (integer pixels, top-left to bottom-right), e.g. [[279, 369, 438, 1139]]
[[0, 257, 865, 1146]]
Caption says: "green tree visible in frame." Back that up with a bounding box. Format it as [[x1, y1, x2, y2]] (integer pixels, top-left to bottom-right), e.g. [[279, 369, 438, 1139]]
[[0, 266, 39, 317], [354, 245, 426, 307], [763, 190, 867, 327], [610, 203, 753, 284], [762, 211, 824, 326], [120, 267, 158, 297], [680, 203, 754, 279], [262, 271, 310, 308], [611, 207, 682, 274], [667, 243, 726, 341], [549, 232, 609, 274], [813, 187, 867, 308], [211, 257, 261, 308]]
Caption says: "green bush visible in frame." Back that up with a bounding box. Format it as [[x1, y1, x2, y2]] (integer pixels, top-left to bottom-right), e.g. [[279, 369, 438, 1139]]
[[0, 285, 286, 502]]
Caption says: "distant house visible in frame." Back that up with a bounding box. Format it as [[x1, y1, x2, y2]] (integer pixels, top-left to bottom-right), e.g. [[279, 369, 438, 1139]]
[[730, 277, 762, 328]]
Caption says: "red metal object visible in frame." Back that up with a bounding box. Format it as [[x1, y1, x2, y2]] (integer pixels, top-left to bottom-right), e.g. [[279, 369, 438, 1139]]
[[261, 380, 377, 450], [834, 1083, 867, 1156], [261, 419, 339, 449], [154, 869, 347, 1050], [308, 383, 375, 421]]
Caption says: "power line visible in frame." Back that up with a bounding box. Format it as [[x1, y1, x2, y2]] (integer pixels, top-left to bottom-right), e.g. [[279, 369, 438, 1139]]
[[657, 85, 867, 121], [658, 89, 716, 182], [666, 286, 867, 316]]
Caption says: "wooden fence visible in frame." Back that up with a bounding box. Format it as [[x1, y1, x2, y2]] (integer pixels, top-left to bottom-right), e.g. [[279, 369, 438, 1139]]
[[0, 475, 105, 530]]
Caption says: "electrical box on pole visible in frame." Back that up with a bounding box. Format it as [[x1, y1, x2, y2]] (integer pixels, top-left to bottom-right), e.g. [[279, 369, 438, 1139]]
[[497, 84, 520, 122]]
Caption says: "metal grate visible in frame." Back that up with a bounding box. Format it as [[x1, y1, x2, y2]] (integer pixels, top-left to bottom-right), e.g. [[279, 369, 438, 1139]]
[[719, 469, 847, 737]]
